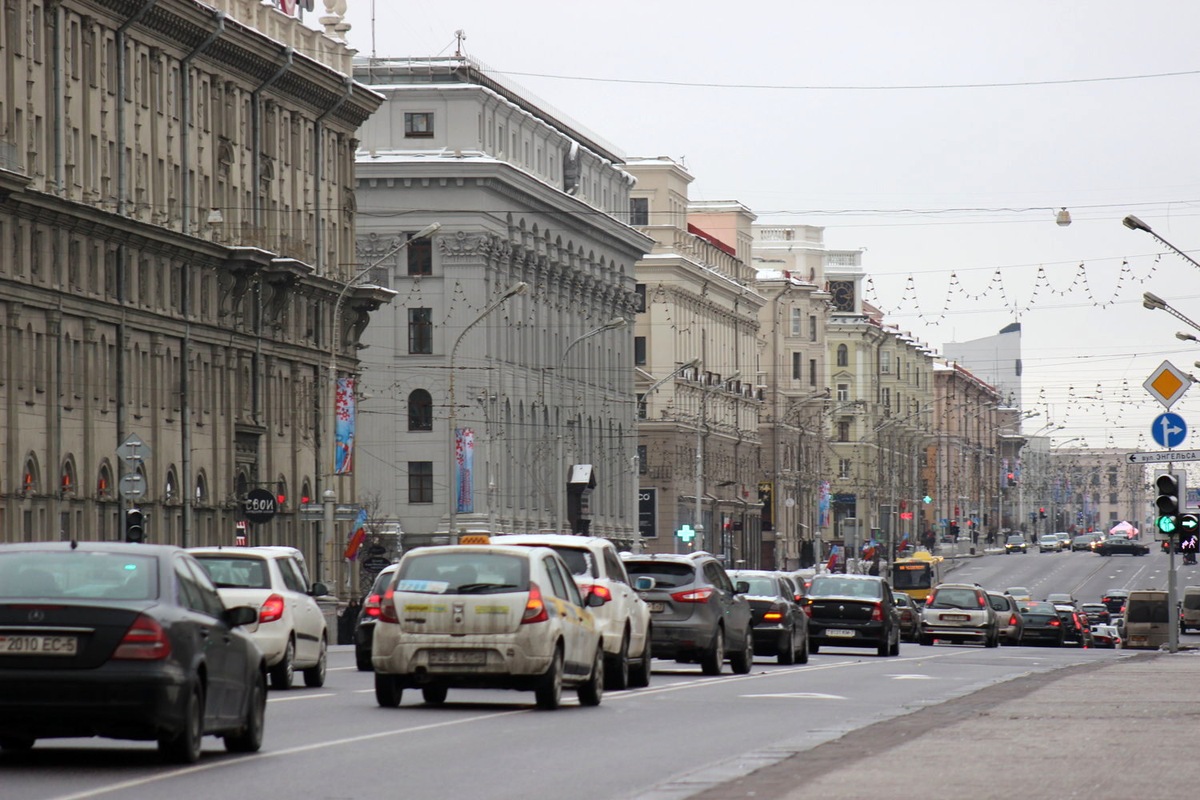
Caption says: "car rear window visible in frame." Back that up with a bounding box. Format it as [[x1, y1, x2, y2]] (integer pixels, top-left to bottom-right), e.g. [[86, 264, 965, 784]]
[[543, 547, 595, 579], [987, 595, 1009, 612], [1185, 594, 1200, 611], [809, 576, 882, 599], [193, 555, 270, 589], [731, 576, 778, 596], [930, 588, 981, 609], [0, 551, 158, 600], [623, 561, 695, 588], [396, 552, 527, 594]]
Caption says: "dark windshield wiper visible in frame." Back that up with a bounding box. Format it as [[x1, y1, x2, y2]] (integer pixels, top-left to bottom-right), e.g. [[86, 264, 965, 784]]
[[454, 582, 520, 594]]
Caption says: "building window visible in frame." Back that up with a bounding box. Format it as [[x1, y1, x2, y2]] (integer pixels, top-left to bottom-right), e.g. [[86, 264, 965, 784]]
[[881, 350, 891, 374], [838, 458, 851, 479], [809, 359, 817, 386], [408, 462, 433, 503], [838, 419, 851, 442], [836, 344, 849, 367], [637, 444, 648, 474], [404, 112, 434, 138], [634, 336, 647, 366], [881, 387, 891, 409], [792, 352, 802, 380], [408, 308, 432, 354], [1108, 492, 1118, 504], [408, 389, 433, 431], [836, 383, 849, 402], [629, 197, 649, 226], [637, 393, 647, 419], [634, 283, 646, 313], [809, 315, 817, 342], [406, 235, 432, 276], [791, 308, 802, 336]]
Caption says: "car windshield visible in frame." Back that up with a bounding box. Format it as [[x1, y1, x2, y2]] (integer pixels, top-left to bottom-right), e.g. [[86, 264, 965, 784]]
[[809, 576, 881, 599], [0, 551, 158, 601], [623, 561, 695, 589], [930, 588, 981, 610], [542, 547, 595, 578], [1007, 587, 1030, 596], [1007, 535, 1024, 543], [369, 568, 397, 594], [730, 575, 778, 596], [396, 553, 527, 594], [193, 555, 270, 589], [988, 595, 1009, 611]]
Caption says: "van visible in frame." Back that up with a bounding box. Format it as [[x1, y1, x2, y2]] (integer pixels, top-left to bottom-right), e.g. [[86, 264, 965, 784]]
[[1180, 587, 1200, 633], [1124, 590, 1171, 649]]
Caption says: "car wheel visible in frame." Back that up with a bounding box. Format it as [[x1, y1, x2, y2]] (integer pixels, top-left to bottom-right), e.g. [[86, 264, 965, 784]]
[[422, 685, 448, 705], [0, 736, 35, 751], [700, 627, 724, 676], [796, 630, 810, 664], [224, 670, 266, 753], [535, 645, 564, 710], [730, 628, 754, 675], [628, 634, 652, 689], [777, 628, 796, 665], [889, 631, 901, 656], [303, 637, 327, 688], [605, 633, 630, 691], [355, 646, 373, 672], [578, 647, 604, 707], [374, 673, 403, 708], [270, 638, 295, 690], [918, 632, 933, 646], [159, 684, 204, 764], [985, 630, 999, 648]]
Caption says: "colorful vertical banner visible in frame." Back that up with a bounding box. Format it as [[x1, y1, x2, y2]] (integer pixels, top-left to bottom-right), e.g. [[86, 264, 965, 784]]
[[818, 481, 831, 528], [343, 508, 368, 560], [454, 427, 475, 514], [334, 377, 356, 475]]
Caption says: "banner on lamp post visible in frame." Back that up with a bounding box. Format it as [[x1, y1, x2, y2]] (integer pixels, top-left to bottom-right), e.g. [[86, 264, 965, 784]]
[[334, 377, 356, 475], [454, 427, 475, 514]]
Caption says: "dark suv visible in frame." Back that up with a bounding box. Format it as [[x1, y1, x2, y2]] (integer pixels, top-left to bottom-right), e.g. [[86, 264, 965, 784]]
[[622, 552, 754, 675], [804, 573, 901, 656]]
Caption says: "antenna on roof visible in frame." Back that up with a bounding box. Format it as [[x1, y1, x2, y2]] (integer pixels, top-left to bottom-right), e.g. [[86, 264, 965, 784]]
[[454, 29, 467, 59]]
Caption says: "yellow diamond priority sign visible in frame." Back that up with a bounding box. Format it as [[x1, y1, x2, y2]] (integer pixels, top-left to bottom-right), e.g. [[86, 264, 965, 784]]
[[1144, 360, 1192, 409]]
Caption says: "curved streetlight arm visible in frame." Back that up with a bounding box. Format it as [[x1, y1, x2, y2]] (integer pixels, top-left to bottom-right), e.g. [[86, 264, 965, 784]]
[[1125, 215, 1200, 272], [1143, 292, 1200, 335]]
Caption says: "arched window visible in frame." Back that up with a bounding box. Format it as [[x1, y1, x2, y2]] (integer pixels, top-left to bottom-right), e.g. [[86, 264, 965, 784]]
[[21, 454, 41, 496], [194, 472, 210, 506], [165, 466, 179, 504], [836, 344, 849, 367], [97, 462, 115, 501], [408, 389, 433, 431], [60, 457, 78, 498]]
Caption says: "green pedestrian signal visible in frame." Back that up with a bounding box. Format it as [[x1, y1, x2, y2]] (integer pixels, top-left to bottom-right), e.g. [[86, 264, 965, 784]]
[[676, 524, 697, 543]]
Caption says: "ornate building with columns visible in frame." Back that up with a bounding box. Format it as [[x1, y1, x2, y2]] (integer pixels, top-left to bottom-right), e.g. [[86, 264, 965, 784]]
[[0, 0, 381, 585]]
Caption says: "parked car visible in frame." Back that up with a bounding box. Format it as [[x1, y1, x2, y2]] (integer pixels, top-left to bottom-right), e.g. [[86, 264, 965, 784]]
[[371, 544, 605, 710], [919, 583, 999, 647], [986, 591, 1024, 645], [728, 570, 809, 665], [1101, 589, 1130, 617], [1071, 533, 1102, 551], [1019, 601, 1067, 646], [1038, 534, 1061, 553], [355, 563, 398, 671], [804, 573, 901, 656], [493, 534, 653, 689], [0, 542, 267, 762], [1079, 602, 1111, 626], [1004, 535, 1028, 554], [190, 546, 329, 689], [621, 552, 754, 676], [1094, 536, 1150, 557], [893, 592, 921, 642]]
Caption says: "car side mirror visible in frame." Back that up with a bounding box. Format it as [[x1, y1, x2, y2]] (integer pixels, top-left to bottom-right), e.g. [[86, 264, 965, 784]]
[[634, 576, 656, 591], [225, 605, 258, 627], [734, 581, 750, 595], [586, 591, 606, 608], [310, 582, 329, 597]]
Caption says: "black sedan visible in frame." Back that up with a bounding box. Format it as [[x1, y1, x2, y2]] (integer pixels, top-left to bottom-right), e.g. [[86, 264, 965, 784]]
[[728, 570, 809, 665], [1018, 601, 1066, 646], [1094, 536, 1150, 557], [0, 542, 267, 762]]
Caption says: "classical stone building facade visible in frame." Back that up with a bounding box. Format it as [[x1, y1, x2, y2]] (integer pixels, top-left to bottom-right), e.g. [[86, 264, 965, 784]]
[[0, 0, 380, 582]]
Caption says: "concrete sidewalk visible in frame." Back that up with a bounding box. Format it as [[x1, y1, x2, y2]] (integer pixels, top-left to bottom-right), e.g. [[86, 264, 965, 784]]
[[691, 650, 1200, 800]]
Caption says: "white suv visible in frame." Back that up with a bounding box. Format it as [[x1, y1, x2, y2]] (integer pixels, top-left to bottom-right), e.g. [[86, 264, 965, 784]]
[[492, 534, 653, 689], [190, 546, 329, 689]]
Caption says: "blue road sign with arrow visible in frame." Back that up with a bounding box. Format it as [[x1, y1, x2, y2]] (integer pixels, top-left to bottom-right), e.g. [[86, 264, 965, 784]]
[[1152, 412, 1188, 449]]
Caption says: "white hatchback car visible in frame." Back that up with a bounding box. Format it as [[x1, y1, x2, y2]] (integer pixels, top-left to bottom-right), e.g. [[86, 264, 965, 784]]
[[372, 544, 605, 710], [492, 534, 653, 689], [190, 546, 329, 689]]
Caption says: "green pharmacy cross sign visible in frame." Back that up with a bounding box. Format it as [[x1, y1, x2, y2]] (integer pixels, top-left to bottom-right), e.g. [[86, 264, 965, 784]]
[[676, 524, 697, 543], [922, 496, 932, 505]]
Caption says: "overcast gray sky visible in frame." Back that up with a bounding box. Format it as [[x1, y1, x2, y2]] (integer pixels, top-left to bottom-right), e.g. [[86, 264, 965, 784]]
[[318, 1, 1200, 451]]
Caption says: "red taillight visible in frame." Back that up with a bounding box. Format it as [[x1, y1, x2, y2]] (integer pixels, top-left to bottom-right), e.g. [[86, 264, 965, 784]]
[[803, 600, 813, 618], [522, 582, 549, 624], [925, 595, 934, 607], [112, 614, 171, 660], [763, 603, 785, 621], [870, 602, 884, 621], [671, 587, 714, 604], [978, 595, 987, 608], [363, 593, 382, 618], [1009, 614, 1019, 626], [1048, 618, 1061, 627], [378, 588, 399, 624], [259, 593, 285, 624], [579, 584, 612, 604]]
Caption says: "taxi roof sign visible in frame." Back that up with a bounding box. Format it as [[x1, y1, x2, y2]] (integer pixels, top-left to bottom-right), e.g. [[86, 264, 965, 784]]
[[1144, 360, 1192, 409]]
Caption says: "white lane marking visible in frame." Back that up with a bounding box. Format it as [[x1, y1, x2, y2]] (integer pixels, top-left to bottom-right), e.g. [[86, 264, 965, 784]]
[[266, 693, 335, 703], [887, 674, 933, 680], [741, 692, 845, 700]]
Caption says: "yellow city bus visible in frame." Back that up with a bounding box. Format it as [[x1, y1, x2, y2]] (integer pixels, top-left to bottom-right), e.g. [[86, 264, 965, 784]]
[[890, 551, 943, 603]]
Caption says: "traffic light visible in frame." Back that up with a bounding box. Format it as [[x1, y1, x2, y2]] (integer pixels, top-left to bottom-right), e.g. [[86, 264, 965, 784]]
[[1155, 472, 1183, 535], [124, 508, 145, 543], [1039, 507, 1046, 520], [1006, 472, 1016, 487]]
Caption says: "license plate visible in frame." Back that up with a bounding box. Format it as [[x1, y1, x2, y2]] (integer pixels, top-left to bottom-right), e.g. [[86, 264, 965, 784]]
[[826, 629, 855, 638], [0, 635, 77, 656], [428, 650, 486, 666], [940, 613, 970, 621], [647, 602, 666, 613]]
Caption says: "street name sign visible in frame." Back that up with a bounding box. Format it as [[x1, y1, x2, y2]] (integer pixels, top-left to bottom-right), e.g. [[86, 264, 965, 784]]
[[1128, 449, 1200, 464], [1144, 361, 1192, 409]]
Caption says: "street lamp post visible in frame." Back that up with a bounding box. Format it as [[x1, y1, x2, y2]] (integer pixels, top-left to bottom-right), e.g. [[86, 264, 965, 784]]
[[447, 282, 529, 540], [556, 317, 627, 535], [323, 222, 441, 586], [1124, 215, 1200, 272]]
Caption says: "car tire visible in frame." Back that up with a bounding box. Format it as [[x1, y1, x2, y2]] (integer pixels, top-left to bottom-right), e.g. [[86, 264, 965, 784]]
[[224, 670, 266, 754], [985, 630, 999, 648], [422, 685, 448, 705], [700, 627, 724, 676], [303, 638, 327, 688], [918, 632, 933, 646], [159, 684, 204, 764], [730, 629, 754, 675], [796, 631, 810, 664], [809, 640, 820, 654], [0, 736, 35, 751], [777, 628, 796, 665], [889, 631, 900, 656], [535, 645, 564, 710], [628, 634, 652, 689], [355, 647, 373, 672], [270, 638, 295, 690], [605, 633, 630, 691], [578, 647, 604, 707], [375, 673, 403, 708]]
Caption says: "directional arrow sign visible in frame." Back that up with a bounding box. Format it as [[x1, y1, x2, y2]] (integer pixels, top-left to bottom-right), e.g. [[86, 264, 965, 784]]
[[1128, 449, 1200, 464], [1152, 412, 1188, 449]]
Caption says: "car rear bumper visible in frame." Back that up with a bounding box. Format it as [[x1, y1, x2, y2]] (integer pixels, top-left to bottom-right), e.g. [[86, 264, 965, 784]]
[[373, 629, 556, 684], [921, 624, 990, 642], [649, 620, 717, 658], [809, 620, 886, 648], [750, 624, 790, 653]]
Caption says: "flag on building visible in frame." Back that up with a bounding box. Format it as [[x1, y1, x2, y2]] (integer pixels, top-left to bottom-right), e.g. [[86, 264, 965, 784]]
[[343, 508, 368, 560], [826, 545, 840, 571]]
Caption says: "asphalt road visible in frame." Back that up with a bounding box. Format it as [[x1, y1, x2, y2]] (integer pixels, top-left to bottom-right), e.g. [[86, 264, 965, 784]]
[[2, 546, 1189, 800]]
